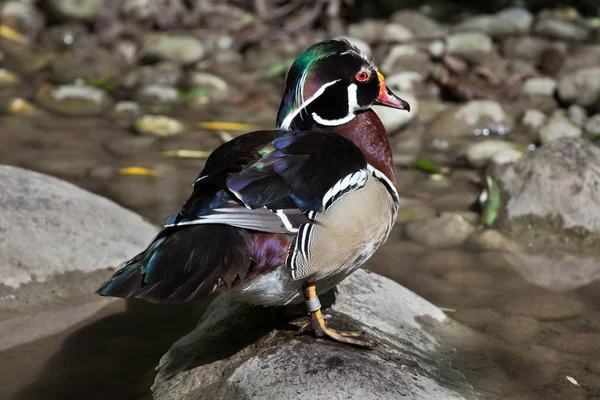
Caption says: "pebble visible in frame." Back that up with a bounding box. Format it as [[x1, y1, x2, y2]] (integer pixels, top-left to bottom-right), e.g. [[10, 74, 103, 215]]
[[380, 45, 430, 75], [557, 67, 600, 111], [538, 111, 583, 144], [1, 1, 45, 41], [36, 83, 113, 116], [428, 100, 510, 139], [134, 115, 185, 137], [467, 230, 523, 252], [390, 10, 446, 38], [105, 136, 158, 157], [432, 32, 493, 63], [521, 109, 547, 140], [534, 19, 590, 42], [584, 114, 600, 137], [142, 34, 205, 65], [134, 84, 181, 107], [385, 72, 424, 94], [455, 8, 532, 38], [120, 0, 154, 22], [46, 0, 103, 22], [404, 213, 475, 248], [503, 293, 585, 321], [0, 69, 20, 86], [382, 23, 413, 43], [567, 104, 587, 126], [186, 72, 229, 103], [466, 140, 524, 168], [488, 315, 540, 344], [372, 93, 417, 133], [431, 191, 480, 211], [519, 77, 557, 97]]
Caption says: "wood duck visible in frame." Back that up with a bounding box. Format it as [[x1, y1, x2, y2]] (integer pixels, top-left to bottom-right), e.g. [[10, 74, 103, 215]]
[[97, 39, 410, 347]]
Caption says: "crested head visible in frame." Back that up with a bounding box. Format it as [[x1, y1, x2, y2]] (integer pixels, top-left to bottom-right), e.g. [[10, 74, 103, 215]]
[[276, 39, 409, 132]]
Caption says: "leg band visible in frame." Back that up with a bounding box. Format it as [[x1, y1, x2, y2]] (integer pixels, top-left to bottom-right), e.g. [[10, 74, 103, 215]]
[[305, 297, 321, 312]]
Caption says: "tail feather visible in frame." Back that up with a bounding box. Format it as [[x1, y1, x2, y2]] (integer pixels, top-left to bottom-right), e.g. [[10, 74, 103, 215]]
[[96, 225, 252, 303]]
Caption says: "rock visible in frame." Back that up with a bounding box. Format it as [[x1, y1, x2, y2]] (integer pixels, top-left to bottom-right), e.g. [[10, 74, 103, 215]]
[[384, 72, 424, 93], [338, 36, 372, 58], [185, 72, 229, 103], [120, 0, 155, 22], [105, 136, 158, 157], [142, 35, 205, 65], [455, 8, 533, 38], [498, 137, 600, 233], [405, 213, 475, 248], [584, 114, 600, 137], [501, 36, 558, 64], [0, 165, 157, 297], [373, 93, 417, 133], [382, 23, 414, 43], [503, 293, 585, 321], [46, 0, 103, 22], [347, 19, 385, 44], [35, 83, 113, 116], [521, 109, 547, 140], [134, 84, 181, 107], [534, 19, 590, 42], [560, 45, 600, 75], [488, 316, 540, 344], [567, 104, 587, 126], [390, 10, 447, 38], [430, 32, 493, 63], [519, 77, 557, 97], [1, 1, 45, 41], [428, 100, 511, 139], [467, 230, 523, 252], [538, 112, 582, 144], [396, 203, 436, 223], [134, 115, 185, 137], [557, 68, 600, 112], [44, 22, 91, 51], [0, 69, 20, 86], [380, 45, 430, 75], [120, 62, 183, 90], [2, 98, 38, 117], [153, 270, 476, 400], [466, 140, 525, 168], [49, 48, 121, 85], [106, 101, 142, 125]]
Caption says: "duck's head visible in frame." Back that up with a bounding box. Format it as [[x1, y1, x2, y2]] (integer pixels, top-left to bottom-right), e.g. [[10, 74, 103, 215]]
[[276, 39, 410, 131]]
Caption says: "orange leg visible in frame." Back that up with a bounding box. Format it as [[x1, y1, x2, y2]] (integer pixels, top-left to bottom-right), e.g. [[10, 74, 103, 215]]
[[298, 282, 374, 347]]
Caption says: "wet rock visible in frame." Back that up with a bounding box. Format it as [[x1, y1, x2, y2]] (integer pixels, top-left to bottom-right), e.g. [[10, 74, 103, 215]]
[[431, 192, 480, 212], [488, 316, 540, 344], [538, 111, 582, 144], [2, 98, 38, 117], [519, 77, 556, 97], [106, 101, 142, 126], [420, 250, 475, 274], [560, 45, 600, 75], [114, 40, 138, 66], [557, 67, 600, 112], [445, 269, 493, 287], [383, 23, 414, 43], [584, 114, 600, 137], [498, 137, 600, 233], [43, 22, 91, 51], [134, 84, 181, 108], [405, 213, 475, 248], [153, 270, 476, 400], [455, 8, 533, 38], [120, 62, 183, 89], [380, 45, 430, 75], [1, 1, 45, 41], [503, 293, 585, 321], [428, 100, 511, 139], [0, 69, 20, 86], [105, 136, 158, 157], [49, 48, 120, 84], [521, 109, 547, 141], [567, 104, 587, 126], [0, 165, 157, 292], [36, 83, 113, 116], [373, 93, 417, 133], [534, 19, 590, 42], [467, 230, 523, 252], [390, 10, 446, 38], [134, 114, 185, 137], [466, 140, 524, 168], [385, 72, 424, 94], [430, 32, 493, 63], [452, 308, 502, 332], [142, 34, 205, 65], [46, 0, 104, 22]]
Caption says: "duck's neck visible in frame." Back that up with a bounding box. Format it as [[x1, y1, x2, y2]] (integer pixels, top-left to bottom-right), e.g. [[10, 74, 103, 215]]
[[329, 109, 396, 185]]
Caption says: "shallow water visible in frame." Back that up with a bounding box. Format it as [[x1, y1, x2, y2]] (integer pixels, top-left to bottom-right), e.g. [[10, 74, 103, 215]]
[[1, 110, 599, 400]]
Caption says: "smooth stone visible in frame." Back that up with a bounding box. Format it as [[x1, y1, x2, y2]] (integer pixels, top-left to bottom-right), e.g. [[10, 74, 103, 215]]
[[0, 69, 20, 86], [105, 136, 158, 157], [557, 67, 600, 111], [534, 19, 590, 42], [3, 98, 38, 117], [390, 10, 447, 38], [380, 45, 430, 75], [134, 84, 181, 107], [142, 34, 205, 65], [347, 19, 385, 43], [466, 140, 524, 168], [405, 213, 475, 248], [428, 100, 511, 139], [1, 1, 45, 41], [120, 62, 183, 89], [467, 230, 523, 252], [519, 77, 557, 97], [134, 115, 185, 137], [455, 8, 532, 38], [372, 93, 417, 133], [538, 112, 582, 144], [584, 114, 600, 137], [107, 101, 142, 122], [567, 104, 587, 126], [46, 0, 103, 22], [501, 36, 558, 64], [36, 84, 113, 116], [0, 165, 157, 290], [186, 72, 229, 102], [488, 316, 540, 344], [503, 293, 585, 320], [385, 72, 424, 93], [48, 47, 120, 84], [437, 32, 493, 63], [153, 270, 477, 400], [521, 109, 547, 140], [431, 192, 480, 212], [120, 0, 154, 22], [382, 23, 414, 42], [396, 203, 436, 223]]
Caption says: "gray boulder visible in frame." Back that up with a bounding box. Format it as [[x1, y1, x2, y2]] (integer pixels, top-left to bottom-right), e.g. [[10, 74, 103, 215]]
[[557, 67, 600, 112], [0, 165, 158, 301], [153, 270, 477, 400]]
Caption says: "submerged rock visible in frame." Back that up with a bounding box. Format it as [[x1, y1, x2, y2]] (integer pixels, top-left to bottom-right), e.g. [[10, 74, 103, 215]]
[[153, 270, 476, 400]]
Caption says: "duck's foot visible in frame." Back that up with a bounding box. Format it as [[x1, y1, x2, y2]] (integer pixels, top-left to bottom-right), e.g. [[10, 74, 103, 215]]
[[299, 282, 375, 348]]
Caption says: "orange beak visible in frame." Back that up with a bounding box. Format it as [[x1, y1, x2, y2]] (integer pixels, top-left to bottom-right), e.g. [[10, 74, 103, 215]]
[[375, 72, 410, 111]]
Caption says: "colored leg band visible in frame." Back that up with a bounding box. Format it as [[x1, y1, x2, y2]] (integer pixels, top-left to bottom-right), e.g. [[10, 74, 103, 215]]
[[305, 297, 321, 312]]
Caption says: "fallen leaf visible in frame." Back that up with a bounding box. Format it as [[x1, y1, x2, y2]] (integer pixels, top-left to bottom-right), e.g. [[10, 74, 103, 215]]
[[198, 122, 260, 131], [118, 167, 161, 177]]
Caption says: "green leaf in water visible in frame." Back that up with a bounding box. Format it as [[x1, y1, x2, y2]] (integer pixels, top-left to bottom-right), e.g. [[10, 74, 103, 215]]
[[182, 88, 210, 103], [482, 176, 501, 227], [408, 159, 441, 174]]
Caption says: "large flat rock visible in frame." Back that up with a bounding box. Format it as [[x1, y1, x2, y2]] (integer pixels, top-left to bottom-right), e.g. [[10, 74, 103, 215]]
[[153, 270, 477, 400]]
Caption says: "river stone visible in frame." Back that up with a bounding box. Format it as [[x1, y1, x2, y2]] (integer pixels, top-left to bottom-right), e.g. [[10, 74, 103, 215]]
[[455, 8, 532, 38], [35, 83, 113, 116], [520, 77, 557, 97], [538, 112, 582, 144], [153, 270, 476, 400], [372, 93, 417, 133], [428, 100, 511, 139], [1, 1, 45, 41], [0, 165, 157, 290], [134, 114, 185, 136], [142, 35, 205, 65], [390, 10, 446, 38], [498, 137, 600, 233], [534, 19, 590, 42], [0, 69, 20, 86], [380, 45, 430, 75], [134, 84, 181, 107], [405, 213, 475, 248], [466, 140, 524, 168], [584, 114, 600, 137], [46, 0, 103, 22], [557, 67, 600, 112], [521, 109, 547, 140], [431, 32, 493, 63]]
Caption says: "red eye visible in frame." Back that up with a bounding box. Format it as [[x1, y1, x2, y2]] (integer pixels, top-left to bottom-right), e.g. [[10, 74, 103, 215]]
[[355, 70, 370, 82]]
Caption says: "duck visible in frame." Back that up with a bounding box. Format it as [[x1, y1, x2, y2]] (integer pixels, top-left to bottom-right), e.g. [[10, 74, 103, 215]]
[[96, 39, 410, 347]]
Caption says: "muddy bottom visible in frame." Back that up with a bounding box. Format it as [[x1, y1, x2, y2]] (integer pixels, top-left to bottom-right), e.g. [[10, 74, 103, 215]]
[[1, 108, 599, 399]]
